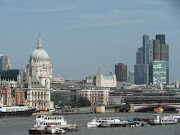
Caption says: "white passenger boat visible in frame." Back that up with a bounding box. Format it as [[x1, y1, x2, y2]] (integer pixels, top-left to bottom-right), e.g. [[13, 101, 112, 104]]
[[30, 115, 79, 133], [150, 114, 177, 125], [87, 117, 101, 127], [87, 117, 126, 128]]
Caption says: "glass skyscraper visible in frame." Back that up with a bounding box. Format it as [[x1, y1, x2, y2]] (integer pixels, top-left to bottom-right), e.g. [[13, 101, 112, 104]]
[[149, 61, 168, 84]]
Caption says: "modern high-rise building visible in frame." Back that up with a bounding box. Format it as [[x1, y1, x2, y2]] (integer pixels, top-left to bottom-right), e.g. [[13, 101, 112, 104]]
[[134, 64, 149, 85], [156, 34, 165, 44], [0, 56, 9, 70], [151, 34, 169, 84], [134, 34, 152, 85], [115, 63, 127, 82], [135, 34, 169, 85], [127, 71, 134, 84], [149, 61, 168, 84], [136, 47, 143, 64], [143, 34, 153, 64]]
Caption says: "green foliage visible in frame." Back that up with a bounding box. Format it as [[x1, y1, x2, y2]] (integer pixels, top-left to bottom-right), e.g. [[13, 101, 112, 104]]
[[78, 96, 91, 107]]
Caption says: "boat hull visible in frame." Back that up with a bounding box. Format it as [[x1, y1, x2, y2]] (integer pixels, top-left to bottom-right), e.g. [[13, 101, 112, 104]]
[[29, 128, 45, 134], [0, 109, 35, 118]]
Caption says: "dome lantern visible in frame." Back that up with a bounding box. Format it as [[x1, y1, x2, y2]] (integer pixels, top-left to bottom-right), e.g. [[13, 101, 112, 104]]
[[30, 34, 49, 61]]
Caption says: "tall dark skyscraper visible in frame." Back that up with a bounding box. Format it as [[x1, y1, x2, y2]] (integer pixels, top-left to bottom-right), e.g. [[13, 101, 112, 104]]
[[136, 47, 143, 64], [115, 63, 127, 82], [153, 35, 169, 61], [156, 34, 165, 44]]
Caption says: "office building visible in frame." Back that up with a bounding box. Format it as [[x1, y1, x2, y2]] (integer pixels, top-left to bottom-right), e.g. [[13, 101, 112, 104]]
[[127, 71, 134, 84], [143, 34, 153, 64], [0, 56, 8, 70], [136, 47, 143, 64], [134, 64, 149, 85], [151, 34, 169, 84], [149, 61, 168, 84], [115, 63, 127, 82]]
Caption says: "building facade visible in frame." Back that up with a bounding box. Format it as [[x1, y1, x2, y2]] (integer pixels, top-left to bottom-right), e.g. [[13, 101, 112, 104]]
[[115, 63, 127, 82], [152, 34, 169, 84], [149, 61, 168, 84], [86, 73, 117, 88], [24, 34, 54, 110], [134, 64, 149, 85], [127, 71, 134, 84], [81, 88, 110, 106], [0, 56, 8, 70]]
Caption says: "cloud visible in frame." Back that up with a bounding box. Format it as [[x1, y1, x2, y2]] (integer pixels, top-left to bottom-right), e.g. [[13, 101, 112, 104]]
[[64, 9, 143, 29], [13, 6, 76, 13]]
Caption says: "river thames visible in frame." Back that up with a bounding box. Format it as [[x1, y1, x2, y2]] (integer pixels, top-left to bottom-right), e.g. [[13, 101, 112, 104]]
[[0, 112, 179, 135]]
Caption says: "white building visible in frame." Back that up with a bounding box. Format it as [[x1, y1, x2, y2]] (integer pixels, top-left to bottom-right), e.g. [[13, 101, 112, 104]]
[[81, 88, 110, 106], [24, 34, 54, 110], [86, 73, 117, 88]]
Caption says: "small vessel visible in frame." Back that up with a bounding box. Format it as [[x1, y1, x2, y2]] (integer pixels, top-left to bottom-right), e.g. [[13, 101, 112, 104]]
[[0, 96, 35, 118], [87, 117, 101, 128], [46, 125, 66, 134], [0, 106, 35, 117], [87, 117, 127, 128], [29, 115, 79, 134], [154, 107, 163, 113], [98, 117, 129, 127], [150, 114, 177, 125]]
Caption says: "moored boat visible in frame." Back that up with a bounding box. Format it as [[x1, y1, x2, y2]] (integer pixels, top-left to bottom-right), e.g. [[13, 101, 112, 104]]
[[87, 117, 127, 128], [29, 115, 79, 134], [45, 125, 66, 134], [150, 114, 177, 125], [0, 106, 35, 117]]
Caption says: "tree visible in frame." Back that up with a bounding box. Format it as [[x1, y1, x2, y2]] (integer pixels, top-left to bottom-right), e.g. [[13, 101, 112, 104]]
[[78, 96, 91, 107]]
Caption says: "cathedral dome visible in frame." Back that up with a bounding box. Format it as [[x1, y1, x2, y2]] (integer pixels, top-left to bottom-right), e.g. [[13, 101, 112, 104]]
[[30, 34, 49, 61], [31, 49, 49, 61]]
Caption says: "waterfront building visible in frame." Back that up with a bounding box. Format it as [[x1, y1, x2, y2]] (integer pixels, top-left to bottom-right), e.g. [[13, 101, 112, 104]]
[[81, 88, 110, 106], [0, 85, 12, 106], [23, 34, 54, 110], [115, 63, 127, 82], [51, 89, 80, 106]]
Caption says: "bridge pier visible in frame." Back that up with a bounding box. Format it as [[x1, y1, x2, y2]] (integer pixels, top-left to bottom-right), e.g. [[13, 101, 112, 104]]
[[129, 104, 134, 112]]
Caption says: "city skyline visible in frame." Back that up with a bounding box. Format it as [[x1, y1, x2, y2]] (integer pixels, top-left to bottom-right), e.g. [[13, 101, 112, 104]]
[[0, 0, 180, 82]]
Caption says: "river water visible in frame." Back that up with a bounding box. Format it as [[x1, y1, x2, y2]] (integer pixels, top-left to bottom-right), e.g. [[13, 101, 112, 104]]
[[0, 112, 179, 135]]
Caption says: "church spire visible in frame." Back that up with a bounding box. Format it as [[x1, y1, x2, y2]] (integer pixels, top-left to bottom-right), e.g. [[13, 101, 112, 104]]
[[37, 33, 42, 49]]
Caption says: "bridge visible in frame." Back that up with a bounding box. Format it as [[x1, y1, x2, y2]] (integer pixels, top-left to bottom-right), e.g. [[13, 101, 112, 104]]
[[130, 103, 180, 112]]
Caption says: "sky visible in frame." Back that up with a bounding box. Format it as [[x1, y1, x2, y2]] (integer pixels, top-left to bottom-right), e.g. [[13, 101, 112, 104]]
[[0, 0, 180, 82]]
